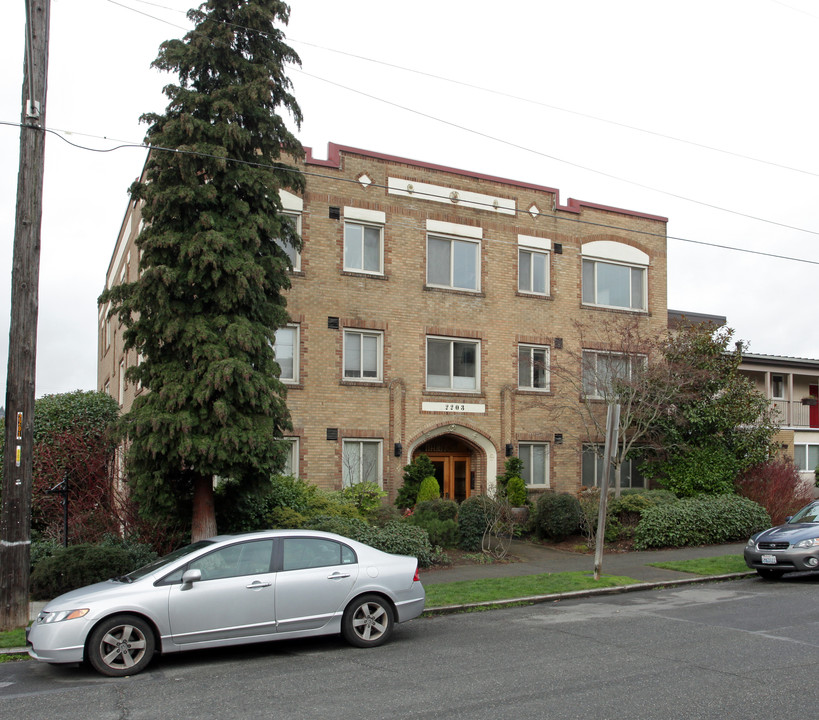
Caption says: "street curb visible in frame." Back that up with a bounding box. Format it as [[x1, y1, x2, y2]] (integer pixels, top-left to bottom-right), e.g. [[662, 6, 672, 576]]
[[2, 572, 756, 657], [422, 571, 756, 615]]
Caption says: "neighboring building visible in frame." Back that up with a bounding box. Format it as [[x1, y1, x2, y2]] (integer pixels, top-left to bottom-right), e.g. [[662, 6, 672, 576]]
[[738, 353, 819, 483], [99, 142, 669, 501]]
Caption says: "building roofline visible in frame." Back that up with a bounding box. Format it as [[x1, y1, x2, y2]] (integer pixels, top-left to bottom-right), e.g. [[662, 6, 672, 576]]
[[304, 142, 669, 224], [739, 352, 819, 370]]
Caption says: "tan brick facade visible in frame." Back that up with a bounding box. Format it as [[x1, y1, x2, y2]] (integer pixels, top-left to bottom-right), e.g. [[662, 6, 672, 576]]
[[99, 143, 668, 501]]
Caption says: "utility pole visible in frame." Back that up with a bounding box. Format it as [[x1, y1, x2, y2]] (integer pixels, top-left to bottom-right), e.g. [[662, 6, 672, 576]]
[[1, 0, 50, 631]]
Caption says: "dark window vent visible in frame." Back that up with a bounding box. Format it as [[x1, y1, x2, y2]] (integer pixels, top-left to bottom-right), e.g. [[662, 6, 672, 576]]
[[328, 317, 339, 330], [554, 337, 563, 349], [326, 428, 339, 441], [329, 206, 341, 220], [553, 243, 563, 254]]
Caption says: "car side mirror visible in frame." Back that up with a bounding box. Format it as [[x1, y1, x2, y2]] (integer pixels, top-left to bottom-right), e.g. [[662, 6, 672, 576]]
[[181, 569, 202, 585], [785, 516, 793, 523]]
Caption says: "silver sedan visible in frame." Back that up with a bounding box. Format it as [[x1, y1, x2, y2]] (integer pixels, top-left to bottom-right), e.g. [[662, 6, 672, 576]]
[[27, 529, 425, 676]]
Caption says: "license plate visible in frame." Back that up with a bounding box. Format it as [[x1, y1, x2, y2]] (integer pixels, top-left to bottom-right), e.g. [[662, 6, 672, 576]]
[[761, 554, 777, 565]]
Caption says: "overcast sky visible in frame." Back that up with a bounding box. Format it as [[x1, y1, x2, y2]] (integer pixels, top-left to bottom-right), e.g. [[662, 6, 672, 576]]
[[2, 0, 818, 401]]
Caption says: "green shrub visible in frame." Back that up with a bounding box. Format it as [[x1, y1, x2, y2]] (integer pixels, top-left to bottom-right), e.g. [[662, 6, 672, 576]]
[[634, 494, 770, 549], [506, 476, 528, 506], [457, 495, 498, 551], [395, 454, 436, 509], [368, 504, 404, 527], [30, 537, 61, 572], [414, 498, 459, 521], [267, 507, 307, 528], [416, 476, 441, 503], [98, 534, 158, 570], [407, 508, 459, 547], [301, 515, 370, 538], [355, 522, 437, 567], [30, 544, 139, 600], [337, 481, 387, 514], [533, 492, 582, 541]]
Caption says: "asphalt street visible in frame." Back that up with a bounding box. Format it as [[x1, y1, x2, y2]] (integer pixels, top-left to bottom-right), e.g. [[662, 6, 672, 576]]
[[4, 573, 819, 720]]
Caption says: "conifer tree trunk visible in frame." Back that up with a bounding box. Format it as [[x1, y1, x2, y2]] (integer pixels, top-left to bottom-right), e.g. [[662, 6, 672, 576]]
[[191, 474, 217, 541]]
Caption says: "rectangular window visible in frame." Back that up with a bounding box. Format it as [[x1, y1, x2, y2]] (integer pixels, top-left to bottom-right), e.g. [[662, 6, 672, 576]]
[[274, 213, 301, 271], [582, 259, 645, 310], [520, 443, 549, 486], [581, 445, 645, 489], [273, 324, 299, 383], [518, 248, 549, 295], [794, 444, 819, 472], [427, 235, 479, 291], [582, 350, 635, 398], [342, 440, 382, 487], [118, 358, 126, 406], [344, 222, 383, 274], [427, 337, 479, 391], [281, 437, 299, 477], [518, 345, 550, 391], [344, 329, 383, 381], [771, 374, 785, 400]]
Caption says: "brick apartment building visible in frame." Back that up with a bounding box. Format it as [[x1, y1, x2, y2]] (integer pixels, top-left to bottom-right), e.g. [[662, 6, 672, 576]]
[[99, 143, 669, 502]]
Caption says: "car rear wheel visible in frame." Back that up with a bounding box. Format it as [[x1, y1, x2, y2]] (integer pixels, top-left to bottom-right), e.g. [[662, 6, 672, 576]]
[[756, 568, 784, 580], [87, 614, 155, 677], [342, 594, 394, 648]]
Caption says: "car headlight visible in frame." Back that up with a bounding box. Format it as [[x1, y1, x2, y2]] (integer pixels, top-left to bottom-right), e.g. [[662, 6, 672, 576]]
[[793, 538, 819, 549], [746, 537, 757, 548], [39, 608, 89, 624]]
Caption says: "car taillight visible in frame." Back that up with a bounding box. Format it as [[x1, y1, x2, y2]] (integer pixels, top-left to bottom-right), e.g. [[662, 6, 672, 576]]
[[413, 564, 420, 583]]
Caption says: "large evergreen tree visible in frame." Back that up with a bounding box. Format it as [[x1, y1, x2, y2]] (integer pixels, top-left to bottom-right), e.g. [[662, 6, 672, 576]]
[[100, 0, 305, 540]]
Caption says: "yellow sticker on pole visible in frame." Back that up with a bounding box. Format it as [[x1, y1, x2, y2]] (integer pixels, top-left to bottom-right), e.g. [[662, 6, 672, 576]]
[[16, 412, 23, 440]]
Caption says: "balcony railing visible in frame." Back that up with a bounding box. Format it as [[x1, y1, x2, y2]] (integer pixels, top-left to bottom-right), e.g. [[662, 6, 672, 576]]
[[772, 399, 819, 428]]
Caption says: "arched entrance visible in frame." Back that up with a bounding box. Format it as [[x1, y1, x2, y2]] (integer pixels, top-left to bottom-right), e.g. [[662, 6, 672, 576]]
[[411, 426, 498, 502]]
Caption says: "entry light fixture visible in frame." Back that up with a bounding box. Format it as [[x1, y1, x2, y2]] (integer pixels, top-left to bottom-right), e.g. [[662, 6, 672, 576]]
[[505, 443, 514, 457], [394, 443, 402, 457]]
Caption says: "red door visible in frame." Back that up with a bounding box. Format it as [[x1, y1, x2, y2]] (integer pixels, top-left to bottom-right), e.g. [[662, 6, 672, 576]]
[[811, 384, 819, 428]]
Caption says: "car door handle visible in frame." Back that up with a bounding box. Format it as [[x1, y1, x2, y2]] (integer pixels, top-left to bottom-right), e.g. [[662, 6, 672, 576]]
[[246, 580, 272, 589], [327, 572, 350, 580]]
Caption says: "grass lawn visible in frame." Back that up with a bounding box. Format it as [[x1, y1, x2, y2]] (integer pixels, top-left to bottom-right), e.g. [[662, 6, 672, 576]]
[[648, 555, 749, 576], [0, 627, 26, 649], [424, 571, 640, 608]]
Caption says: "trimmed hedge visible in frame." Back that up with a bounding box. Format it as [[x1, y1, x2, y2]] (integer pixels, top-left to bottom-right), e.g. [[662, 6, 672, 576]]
[[533, 492, 582, 541], [457, 495, 498, 551], [30, 544, 139, 600], [414, 499, 459, 521], [634, 494, 771, 549]]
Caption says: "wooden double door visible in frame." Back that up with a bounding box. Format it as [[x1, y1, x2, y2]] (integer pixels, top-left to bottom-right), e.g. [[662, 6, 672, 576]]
[[425, 453, 471, 503]]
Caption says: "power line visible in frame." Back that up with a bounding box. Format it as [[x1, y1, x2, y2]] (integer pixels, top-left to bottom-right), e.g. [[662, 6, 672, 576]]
[[3, 118, 817, 267]]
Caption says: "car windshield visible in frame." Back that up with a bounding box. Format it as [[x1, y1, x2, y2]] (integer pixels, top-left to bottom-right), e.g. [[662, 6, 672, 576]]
[[789, 504, 819, 524], [124, 540, 215, 582]]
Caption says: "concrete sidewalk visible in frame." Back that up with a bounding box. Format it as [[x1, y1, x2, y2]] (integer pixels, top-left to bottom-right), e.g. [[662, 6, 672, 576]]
[[420, 539, 749, 586]]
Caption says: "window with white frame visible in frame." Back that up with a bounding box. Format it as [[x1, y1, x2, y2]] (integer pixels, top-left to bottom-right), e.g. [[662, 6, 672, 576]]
[[343, 329, 382, 381], [274, 213, 302, 271], [281, 437, 299, 477], [518, 344, 550, 391], [582, 350, 638, 398], [425, 220, 482, 292], [427, 337, 480, 391], [519, 443, 550, 486], [343, 207, 385, 275], [581, 444, 645, 489], [342, 439, 382, 487], [518, 235, 550, 295], [118, 358, 126, 406], [794, 444, 819, 472], [273, 324, 299, 383], [771, 374, 785, 400], [581, 241, 648, 311]]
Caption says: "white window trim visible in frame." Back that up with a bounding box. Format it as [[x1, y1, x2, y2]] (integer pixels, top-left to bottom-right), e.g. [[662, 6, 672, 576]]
[[519, 442, 550, 487], [274, 324, 300, 384], [518, 344, 550, 391], [426, 335, 481, 393], [343, 328, 384, 382], [518, 242, 550, 296], [343, 218, 384, 276], [582, 257, 647, 311], [118, 358, 126, 406], [342, 439, 383, 488], [281, 437, 299, 477], [275, 212, 302, 272], [426, 233, 482, 292], [582, 444, 645, 489], [582, 350, 642, 399]]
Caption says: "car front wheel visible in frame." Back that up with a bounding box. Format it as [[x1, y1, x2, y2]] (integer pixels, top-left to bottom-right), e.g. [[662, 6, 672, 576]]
[[87, 614, 156, 677], [342, 594, 394, 648], [756, 568, 784, 580]]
